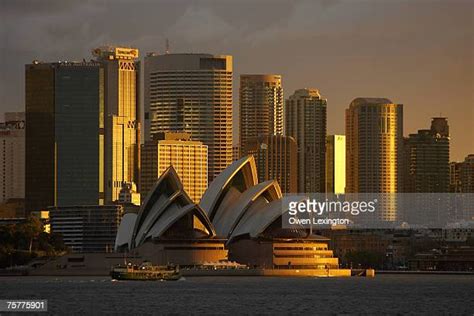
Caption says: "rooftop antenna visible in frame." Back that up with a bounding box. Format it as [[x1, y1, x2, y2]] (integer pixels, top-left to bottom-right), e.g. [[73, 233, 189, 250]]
[[166, 38, 170, 54]]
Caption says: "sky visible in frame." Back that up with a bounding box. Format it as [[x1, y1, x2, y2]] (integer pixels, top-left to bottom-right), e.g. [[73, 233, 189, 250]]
[[0, 0, 472, 160]]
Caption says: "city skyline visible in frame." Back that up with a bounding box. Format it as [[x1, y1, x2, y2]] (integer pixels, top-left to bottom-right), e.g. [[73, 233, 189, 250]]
[[1, 0, 472, 161], [1, 2, 474, 313]]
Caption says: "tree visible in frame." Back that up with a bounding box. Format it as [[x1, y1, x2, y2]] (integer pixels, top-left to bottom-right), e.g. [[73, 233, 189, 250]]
[[17, 216, 44, 253]]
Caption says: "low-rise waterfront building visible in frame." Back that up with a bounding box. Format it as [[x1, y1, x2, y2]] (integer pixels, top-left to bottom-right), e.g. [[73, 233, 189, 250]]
[[49, 205, 123, 253]]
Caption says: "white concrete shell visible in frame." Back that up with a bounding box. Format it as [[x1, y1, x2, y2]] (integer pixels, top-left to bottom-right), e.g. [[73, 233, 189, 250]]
[[114, 212, 138, 251], [200, 155, 258, 221], [133, 166, 183, 241], [212, 180, 282, 238], [115, 166, 216, 250], [134, 191, 193, 247], [144, 204, 213, 241], [228, 196, 308, 243]]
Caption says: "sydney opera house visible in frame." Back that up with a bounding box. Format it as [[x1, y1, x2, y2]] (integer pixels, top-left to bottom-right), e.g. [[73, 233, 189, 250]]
[[115, 156, 341, 270]]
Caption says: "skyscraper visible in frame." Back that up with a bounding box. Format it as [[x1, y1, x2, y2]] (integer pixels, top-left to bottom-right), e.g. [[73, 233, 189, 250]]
[[449, 161, 462, 193], [404, 118, 450, 192], [25, 62, 55, 212], [345, 98, 403, 195], [326, 135, 346, 194], [0, 112, 25, 204], [243, 134, 297, 193], [141, 132, 208, 203], [285, 89, 327, 193], [25, 61, 105, 211], [239, 74, 283, 152], [460, 154, 474, 193], [144, 53, 233, 181], [25, 47, 140, 211], [92, 47, 140, 203]]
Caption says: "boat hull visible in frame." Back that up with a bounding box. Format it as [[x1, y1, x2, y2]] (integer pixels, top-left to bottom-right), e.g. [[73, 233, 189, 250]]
[[110, 266, 181, 281]]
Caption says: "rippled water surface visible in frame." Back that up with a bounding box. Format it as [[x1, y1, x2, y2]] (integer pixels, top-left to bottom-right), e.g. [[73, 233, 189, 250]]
[[1, 275, 474, 315]]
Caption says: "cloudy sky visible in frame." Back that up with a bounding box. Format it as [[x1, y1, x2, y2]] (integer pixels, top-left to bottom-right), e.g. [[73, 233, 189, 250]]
[[0, 0, 472, 160]]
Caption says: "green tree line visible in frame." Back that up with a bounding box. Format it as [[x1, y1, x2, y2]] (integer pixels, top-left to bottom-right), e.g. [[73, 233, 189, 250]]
[[0, 217, 67, 268]]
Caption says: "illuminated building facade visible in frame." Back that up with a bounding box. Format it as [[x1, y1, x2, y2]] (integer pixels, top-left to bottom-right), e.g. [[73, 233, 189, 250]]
[[285, 89, 327, 193], [141, 132, 208, 203], [0, 112, 25, 204], [144, 53, 233, 181], [345, 98, 403, 221], [239, 74, 283, 152], [326, 135, 346, 194], [243, 134, 297, 193], [93, 47, 140, 203]]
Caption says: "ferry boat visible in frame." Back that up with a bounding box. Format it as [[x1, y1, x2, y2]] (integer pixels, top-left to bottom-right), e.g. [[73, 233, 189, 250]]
[[110, 262, 181, 281]]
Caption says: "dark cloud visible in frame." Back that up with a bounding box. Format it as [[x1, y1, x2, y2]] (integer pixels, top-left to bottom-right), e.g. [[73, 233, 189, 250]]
[[0, 0, 88, 15]]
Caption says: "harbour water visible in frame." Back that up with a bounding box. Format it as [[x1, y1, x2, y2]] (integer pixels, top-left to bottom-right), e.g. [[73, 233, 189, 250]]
[[1, 275, 473, 315]]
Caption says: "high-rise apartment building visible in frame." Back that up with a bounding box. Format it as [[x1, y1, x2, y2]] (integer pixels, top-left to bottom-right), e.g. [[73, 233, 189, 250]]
[[326, 135, 346, 194], [144, 53, 232, 181], [346, 98, 403, 221], [285, 89, 327, 193], [239, 75, 283, 152], [243, 134, 297, 193], [0, 112, 25, 204], [25, 62, 55, 212], [404, 118, 450, 193], [92, 47, 140, 203], [345, 98, 403, 195], [25, 61, 105, 210], [141, 132, 208, 203]]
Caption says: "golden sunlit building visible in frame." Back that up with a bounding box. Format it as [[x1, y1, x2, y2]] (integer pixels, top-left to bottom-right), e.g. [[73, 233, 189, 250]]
[[345, 98, 403, 221], [144, 53, 232, 182], [239, 74, 283, 153], [141, 132, 208, 203], [93, 46, 140, 203], [326, 135, 346, 194]]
